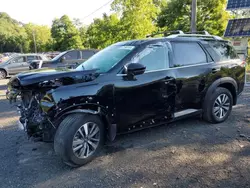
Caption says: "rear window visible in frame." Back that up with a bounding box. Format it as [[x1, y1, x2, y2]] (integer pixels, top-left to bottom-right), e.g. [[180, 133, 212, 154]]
[[207, 41, 239, 61], [27, 56, 36, 61], [81, 50, 95, 59], [171, 42, 207, 67]]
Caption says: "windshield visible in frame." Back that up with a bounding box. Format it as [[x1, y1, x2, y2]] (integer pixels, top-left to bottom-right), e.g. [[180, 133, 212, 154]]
[[76, 45, 135, 73], [3, 56, 15, 63], [51, 51, 67, 61]]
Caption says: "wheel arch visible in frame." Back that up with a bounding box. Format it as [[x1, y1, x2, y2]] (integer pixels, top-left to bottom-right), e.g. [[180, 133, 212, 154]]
[[204, 77, 238, 106], [55, 104, 116, 141], [0, 68, 8, 76]]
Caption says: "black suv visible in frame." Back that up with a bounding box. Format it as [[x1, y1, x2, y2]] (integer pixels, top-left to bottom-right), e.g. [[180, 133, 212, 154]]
[[7, 32, 245, 167]]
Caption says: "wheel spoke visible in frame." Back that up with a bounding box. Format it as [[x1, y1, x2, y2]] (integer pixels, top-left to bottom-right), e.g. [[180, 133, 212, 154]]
[[222, 105, 229, 111], [73, 139, 84, 147], [86, 143, 90, 156], [215, 109, 220, 116], [215, 100, 220, 106], [89, 137, 99, 142], [73, 144, 83, 152], [79, 142, 87, 157], [89, 124, 96, 135], [223, 95, 229, 104], [217, 96, 222, 104], [89, 126, 99, 137], [87, 140, 98, 149], [83, 123, 89, 136], [214, 107, 220, 113], [219, 108, 223, 118], [78, 128, 85, 138]]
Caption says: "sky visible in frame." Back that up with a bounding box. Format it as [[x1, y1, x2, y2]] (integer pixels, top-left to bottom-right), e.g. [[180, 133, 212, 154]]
[[0, 0, 112, 26]]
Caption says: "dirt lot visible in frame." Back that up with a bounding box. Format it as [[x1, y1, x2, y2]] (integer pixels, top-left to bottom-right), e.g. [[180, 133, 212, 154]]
[[0, 79, 250, 188]]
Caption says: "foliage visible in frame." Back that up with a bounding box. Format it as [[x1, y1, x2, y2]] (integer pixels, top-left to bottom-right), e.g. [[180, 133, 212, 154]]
[[157, 0, 229, 36], [51, 15, 83, 51], [24, 23, 51, 52], [85, 14, 121, 49], [0, 0, 233, 52], [111, 0, 159, 40], [0, 12, 29, 52]]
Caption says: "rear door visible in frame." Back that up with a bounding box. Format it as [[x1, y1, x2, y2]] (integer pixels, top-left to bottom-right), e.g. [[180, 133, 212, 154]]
[[169, 41, 213, 111], [206, 41, 245, 94]]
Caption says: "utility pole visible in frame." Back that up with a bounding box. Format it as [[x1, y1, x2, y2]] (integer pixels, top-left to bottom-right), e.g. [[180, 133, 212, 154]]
[[32, 30, 37, 53], [191, 0, 197, 33]]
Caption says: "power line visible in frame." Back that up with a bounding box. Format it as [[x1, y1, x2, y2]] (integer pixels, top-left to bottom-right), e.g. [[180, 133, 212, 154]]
[[80, 0, 114, 21]]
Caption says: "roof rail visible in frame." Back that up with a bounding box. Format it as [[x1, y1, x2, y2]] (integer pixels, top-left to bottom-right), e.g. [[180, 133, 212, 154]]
[[185, 31, 211, 35], [146, 30, 224, 41], [146, 30, 184, 38]]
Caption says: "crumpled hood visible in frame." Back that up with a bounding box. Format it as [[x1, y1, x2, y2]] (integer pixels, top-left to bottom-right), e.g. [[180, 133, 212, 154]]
[[10, 68, 98, 87]]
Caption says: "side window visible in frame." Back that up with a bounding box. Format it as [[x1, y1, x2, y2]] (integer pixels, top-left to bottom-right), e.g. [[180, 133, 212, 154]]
[[27, 56, 36, 61], [62, 51, 79, 60], [131, 43, 169, 71], [13, 56, 25, 63], [208, 41, 239, 61], [82, 50, 95, 59], [228, 45, 239, 59], [171, 42, 207, 67], [37, 56, 42, 60]]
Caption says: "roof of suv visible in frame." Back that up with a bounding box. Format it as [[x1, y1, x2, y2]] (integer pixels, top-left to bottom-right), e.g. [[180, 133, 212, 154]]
[[116, 31, 229, 46]]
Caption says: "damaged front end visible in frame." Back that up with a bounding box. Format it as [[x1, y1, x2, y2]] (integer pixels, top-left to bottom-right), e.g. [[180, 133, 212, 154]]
[[7, 69, 98, 141], [7, 78, 58, 141]]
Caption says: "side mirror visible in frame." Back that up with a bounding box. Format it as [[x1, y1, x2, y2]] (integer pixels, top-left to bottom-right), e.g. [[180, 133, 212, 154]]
[[124, 63, 146, 76]]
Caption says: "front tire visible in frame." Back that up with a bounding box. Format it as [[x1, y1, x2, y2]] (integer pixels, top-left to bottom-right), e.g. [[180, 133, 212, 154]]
[[203, 87, 233, 123], [54, 113, 104, 167]]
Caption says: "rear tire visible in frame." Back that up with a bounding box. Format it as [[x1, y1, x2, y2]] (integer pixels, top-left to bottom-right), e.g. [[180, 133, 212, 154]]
[[0, 70, 6, 79], [54, 113, 104, 167], [203, 87, 233, 123]]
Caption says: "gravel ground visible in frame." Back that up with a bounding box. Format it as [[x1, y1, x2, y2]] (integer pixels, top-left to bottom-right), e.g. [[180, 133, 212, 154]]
[[0, 79, 250, 188]]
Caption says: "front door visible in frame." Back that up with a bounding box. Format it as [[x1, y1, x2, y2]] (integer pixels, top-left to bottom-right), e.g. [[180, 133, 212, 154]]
[[8, 56, 27, 74], [62, 50, 81, 69], [114, 42, 174, 133]]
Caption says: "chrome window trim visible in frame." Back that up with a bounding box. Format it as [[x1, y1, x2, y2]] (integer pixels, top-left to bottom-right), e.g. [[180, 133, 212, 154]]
[[116, 62, 214, 76]]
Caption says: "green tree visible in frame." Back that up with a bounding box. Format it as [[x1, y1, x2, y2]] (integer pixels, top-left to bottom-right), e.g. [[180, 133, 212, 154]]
[[24, 23, 52, 52], [79, 25, 89, 48], [85, 13, 121, 49], [111, 0, 159, 40], [157, 0, 229, 36], [0, 12, 29, 52], [51, 15, 83, 51]]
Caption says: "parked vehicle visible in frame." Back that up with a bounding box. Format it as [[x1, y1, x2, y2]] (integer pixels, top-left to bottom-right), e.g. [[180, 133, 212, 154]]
[[39, 49, 99, 69], [7, 31, 245, 167], [0, 54, 48, 79]]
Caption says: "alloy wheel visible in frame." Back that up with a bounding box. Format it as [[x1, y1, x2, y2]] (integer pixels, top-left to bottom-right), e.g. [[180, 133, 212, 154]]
[[72, 122, 100, 159], [213, 94, 230, 119]]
